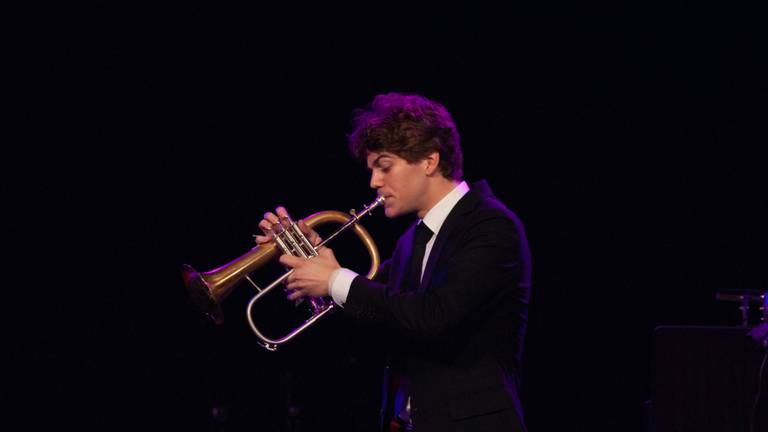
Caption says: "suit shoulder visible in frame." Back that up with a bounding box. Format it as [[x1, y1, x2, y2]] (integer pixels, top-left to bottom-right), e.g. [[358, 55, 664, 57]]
[[472, 194, 523, 226], [460, 195, 527, 248]]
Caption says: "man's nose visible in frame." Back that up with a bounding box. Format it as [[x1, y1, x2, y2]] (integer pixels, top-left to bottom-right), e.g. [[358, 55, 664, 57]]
[[369, 171, 382, 189]]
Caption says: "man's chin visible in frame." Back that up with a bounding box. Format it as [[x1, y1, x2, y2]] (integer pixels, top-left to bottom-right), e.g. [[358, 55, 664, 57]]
[[384, 206, 401, 218], [384, 205, 416, 219]]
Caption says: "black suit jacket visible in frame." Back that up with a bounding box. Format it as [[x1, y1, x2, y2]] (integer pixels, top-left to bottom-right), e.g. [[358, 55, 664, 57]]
[[344, 180, 531, 432]]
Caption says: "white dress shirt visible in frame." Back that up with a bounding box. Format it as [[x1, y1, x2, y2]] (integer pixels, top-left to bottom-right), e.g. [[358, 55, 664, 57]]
[[328, 181, 470, 306]]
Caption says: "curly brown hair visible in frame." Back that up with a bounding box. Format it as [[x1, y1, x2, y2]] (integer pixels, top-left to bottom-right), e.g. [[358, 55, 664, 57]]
[[347, 93, 463, 181]]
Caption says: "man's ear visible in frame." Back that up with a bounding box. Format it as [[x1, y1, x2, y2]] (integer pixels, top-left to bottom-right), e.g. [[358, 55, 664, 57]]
[[424, 151, 441, 176]]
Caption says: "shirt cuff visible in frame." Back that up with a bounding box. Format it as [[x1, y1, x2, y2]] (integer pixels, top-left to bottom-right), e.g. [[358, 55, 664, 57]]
[[329, 268, 357, 307]]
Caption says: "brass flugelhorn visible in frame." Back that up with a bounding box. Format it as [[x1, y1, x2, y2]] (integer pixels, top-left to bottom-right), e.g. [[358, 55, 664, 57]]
[[182, 196, 385, 351]]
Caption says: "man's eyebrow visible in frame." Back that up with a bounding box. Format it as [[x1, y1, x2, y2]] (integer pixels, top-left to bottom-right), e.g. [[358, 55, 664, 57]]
[[369, 155, 391, 167]]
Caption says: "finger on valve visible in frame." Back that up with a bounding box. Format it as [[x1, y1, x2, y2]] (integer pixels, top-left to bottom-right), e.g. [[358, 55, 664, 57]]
[[254, 225, 272, 245], [276, 206, 290, 219], [255, 213, 279, 244], [255, 207, 290, 244], [254, 222, 276, 245]]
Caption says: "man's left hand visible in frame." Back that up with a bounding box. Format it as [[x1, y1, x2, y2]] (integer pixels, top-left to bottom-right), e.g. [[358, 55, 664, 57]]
[[280, 247, 340, 300]]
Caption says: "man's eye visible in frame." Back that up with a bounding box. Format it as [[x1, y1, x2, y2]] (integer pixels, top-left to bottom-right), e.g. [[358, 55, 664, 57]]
[[381, 166, 391, 173]]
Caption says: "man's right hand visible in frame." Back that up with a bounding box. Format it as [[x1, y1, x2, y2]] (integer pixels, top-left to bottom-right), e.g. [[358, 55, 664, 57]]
[[254, 206, 322, 247]]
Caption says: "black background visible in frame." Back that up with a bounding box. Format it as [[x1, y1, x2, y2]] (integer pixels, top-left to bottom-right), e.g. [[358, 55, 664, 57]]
[[9, 1, 767, 431]]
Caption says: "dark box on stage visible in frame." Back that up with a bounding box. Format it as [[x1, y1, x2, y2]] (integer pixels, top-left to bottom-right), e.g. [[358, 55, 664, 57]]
[[652, 326, 766, 432]]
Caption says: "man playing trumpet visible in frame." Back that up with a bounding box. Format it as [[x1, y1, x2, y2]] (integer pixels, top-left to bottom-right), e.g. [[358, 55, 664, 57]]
[[255, 92, 532, 432]]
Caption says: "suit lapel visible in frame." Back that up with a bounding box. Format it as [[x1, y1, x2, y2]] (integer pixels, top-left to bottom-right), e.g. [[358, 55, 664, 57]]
[[418, 181, 490, 292], [392, 222, 418, 294]]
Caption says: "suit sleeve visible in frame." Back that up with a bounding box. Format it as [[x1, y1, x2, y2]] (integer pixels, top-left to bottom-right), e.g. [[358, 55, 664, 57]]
[[343, 216, 522, 340], [373, 257, 392, 285]]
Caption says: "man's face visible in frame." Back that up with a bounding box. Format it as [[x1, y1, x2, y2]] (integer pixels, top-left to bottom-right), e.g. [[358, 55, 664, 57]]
[[366, 151, 428, 218]]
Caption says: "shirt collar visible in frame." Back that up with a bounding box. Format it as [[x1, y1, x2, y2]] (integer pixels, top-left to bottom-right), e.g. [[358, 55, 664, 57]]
[[420, 180, 470, 235]]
